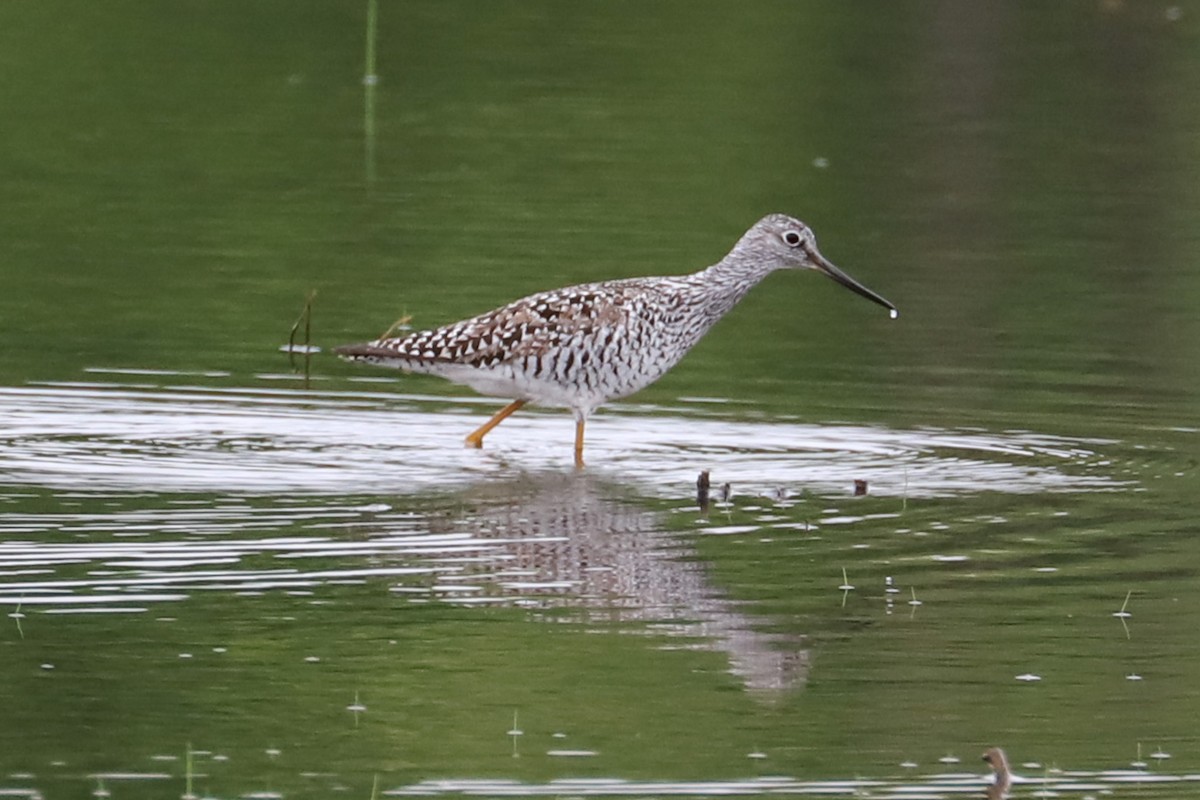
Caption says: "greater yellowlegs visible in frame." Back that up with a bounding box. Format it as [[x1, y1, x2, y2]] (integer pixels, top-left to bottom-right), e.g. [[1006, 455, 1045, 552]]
[[335, 214, 897, 466]]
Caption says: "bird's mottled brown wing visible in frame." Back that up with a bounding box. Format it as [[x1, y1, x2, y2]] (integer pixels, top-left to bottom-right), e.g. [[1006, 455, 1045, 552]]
[[336, 281, 638, 368]]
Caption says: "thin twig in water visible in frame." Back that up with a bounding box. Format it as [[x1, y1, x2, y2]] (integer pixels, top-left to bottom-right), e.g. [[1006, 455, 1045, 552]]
[[906, 586, 923, 619], [288, 289, 318, 387], [184, 742, 195, 800], [9, 597, 24, 639], [839, 567, 854, 608], [1113, 589, 1133, 639], [1119, 589, 1132, 614], [363, 0, 379, 183], [378, 314, 413, 340]]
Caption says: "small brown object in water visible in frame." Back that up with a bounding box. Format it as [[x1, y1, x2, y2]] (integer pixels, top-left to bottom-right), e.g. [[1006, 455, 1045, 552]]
[[853, 479, 868, 496], [696, 470, 711, 512], [982, 747, 1012, 800]]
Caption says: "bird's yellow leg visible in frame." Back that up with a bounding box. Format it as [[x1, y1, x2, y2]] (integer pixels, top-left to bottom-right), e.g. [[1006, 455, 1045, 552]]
[[574, 417, 586, 469], [465, 400, 527, 449]]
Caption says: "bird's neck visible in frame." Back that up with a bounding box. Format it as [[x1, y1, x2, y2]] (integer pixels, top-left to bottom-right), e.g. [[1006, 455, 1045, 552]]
[[691, 258, 777, 315]]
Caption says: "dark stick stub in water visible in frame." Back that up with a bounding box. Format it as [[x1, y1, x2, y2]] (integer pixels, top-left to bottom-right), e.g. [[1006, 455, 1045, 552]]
[[696, 470, 711, 512]]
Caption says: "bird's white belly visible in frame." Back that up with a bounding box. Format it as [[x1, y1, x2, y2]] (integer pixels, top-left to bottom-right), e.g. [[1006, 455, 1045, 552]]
[[436, 334, 682, 413], [438, 363, 614, 411]]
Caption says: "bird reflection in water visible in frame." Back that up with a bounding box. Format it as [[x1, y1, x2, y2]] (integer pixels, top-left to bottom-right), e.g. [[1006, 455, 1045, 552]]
[[402, 470, 808, 699]]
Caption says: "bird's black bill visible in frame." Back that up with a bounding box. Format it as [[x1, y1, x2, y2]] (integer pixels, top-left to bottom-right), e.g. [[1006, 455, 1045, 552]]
[[811, 251, 898, 318]]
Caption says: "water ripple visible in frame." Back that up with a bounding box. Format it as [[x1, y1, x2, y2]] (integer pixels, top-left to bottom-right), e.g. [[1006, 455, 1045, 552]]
[[0, 384, 1121, 497], [386, 768, 1200, 797]]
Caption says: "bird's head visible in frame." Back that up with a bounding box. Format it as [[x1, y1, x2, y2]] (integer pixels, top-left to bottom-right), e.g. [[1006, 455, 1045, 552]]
[[743, 214, 898, 318]]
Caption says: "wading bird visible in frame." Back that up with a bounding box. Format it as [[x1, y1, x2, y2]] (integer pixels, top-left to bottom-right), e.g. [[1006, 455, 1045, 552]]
[[336, 214, 897, 466]]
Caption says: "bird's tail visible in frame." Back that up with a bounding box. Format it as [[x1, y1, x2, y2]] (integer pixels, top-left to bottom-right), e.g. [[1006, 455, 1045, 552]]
[[333, 341, 429, 371]]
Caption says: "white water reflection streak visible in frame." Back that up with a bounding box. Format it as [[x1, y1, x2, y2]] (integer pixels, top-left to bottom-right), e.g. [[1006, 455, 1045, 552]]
[[0, 384, 1121, 497], [388, 768, 1200, 797]]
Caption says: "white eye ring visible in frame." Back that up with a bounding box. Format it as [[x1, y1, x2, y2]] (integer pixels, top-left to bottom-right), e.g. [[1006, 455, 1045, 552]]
[[782, 230, 803, 247]]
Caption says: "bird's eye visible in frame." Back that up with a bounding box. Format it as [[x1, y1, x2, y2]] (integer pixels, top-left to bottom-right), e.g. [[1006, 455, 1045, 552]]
[[782, 230, 803, 247]]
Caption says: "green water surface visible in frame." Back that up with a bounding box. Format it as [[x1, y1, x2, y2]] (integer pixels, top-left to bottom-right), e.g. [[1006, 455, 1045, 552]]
[[2, 2, 1199, 798]]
